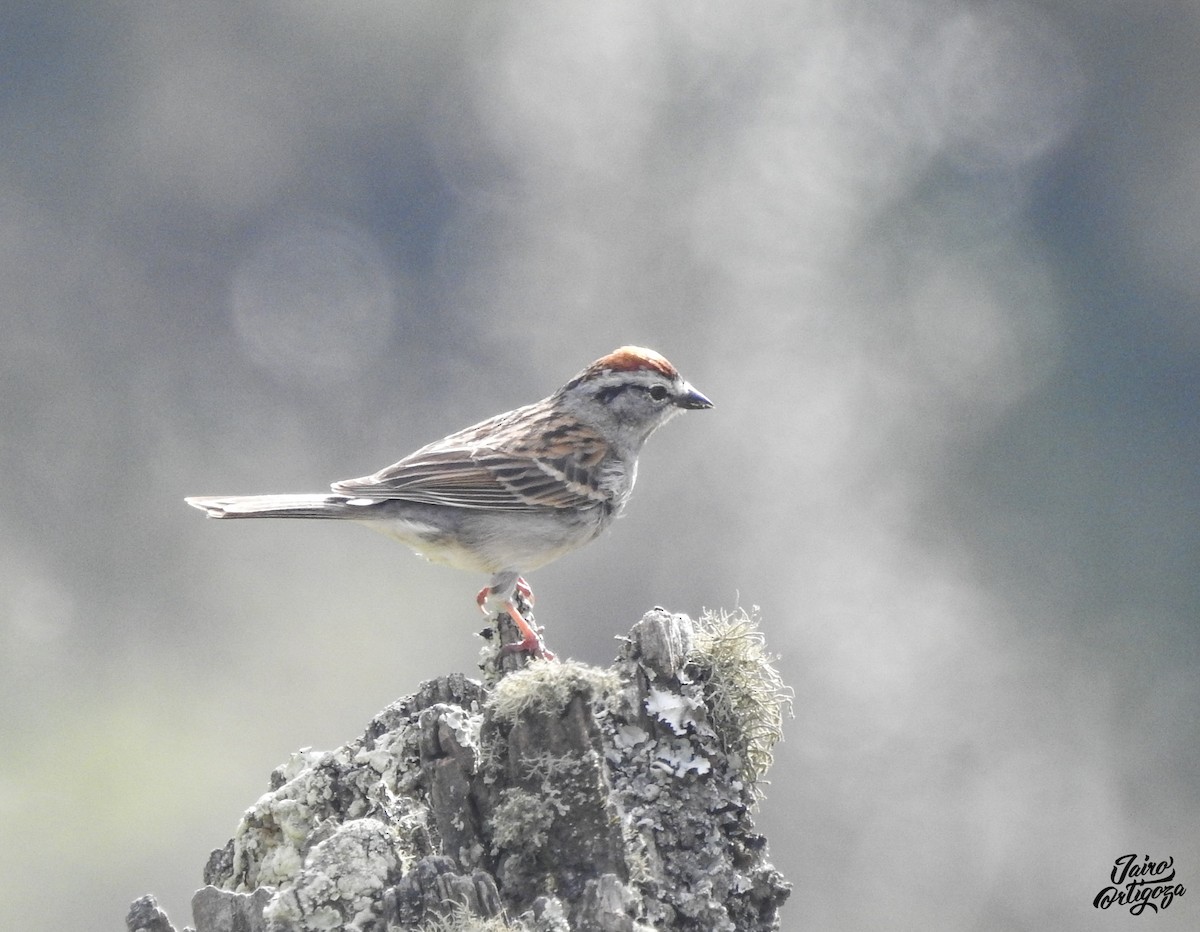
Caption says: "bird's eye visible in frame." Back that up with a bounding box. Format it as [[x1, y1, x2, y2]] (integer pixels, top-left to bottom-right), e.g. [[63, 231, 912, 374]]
[[648, 384, 669, 401]]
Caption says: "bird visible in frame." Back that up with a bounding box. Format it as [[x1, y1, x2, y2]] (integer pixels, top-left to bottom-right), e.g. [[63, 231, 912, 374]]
[[185, 346, 712, 657]]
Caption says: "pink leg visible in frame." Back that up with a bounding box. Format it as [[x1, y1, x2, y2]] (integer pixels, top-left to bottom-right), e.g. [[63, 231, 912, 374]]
[[475, 581, 553, 659], [515, 577, 534, 605], [498, 601, 555, 660], [477, 577, 536, 612]]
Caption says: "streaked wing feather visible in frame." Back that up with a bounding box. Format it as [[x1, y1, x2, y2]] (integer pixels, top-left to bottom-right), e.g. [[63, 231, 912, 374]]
[[331, 410, 612, 512]]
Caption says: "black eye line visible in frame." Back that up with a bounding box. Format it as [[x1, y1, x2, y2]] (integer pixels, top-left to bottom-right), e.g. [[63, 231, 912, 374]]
[[595, 384, 628, 404], [596, 382, 670, 403]]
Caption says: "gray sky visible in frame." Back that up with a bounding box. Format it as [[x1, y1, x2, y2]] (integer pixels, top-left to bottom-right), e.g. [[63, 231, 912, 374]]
[[2, 2, 1198, 929]]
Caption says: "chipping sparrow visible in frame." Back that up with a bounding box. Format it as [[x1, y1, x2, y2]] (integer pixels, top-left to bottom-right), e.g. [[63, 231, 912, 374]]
[[186, 346, 712, 657]]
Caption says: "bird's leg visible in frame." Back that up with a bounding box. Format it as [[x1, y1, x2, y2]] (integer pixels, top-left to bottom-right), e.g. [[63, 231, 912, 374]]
[[477, 575, 553, 660], [476, 576, 534, 611], [498, 601, 555, 660], [515, 576, 534, 605]]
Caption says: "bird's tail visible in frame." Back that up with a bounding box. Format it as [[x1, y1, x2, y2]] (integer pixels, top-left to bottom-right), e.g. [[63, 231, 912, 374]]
[[184, 494, 361, 519]]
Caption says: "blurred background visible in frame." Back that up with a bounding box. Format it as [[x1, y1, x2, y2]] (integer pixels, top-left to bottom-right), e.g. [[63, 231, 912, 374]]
[[2, 1, 1198, 929]]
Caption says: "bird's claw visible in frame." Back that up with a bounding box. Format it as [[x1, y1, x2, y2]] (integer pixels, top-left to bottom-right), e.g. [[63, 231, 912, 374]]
[[499, 632, 556, 661], [477, 578, 551, 658], [476, 577, 535, 614]]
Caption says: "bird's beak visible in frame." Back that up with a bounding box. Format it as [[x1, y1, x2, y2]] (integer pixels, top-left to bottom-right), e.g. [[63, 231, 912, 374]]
[[676, 382, 714, 410]]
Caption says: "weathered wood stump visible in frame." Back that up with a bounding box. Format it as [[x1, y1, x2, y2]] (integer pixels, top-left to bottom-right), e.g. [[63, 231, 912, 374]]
[[127, 608, 791, 932]]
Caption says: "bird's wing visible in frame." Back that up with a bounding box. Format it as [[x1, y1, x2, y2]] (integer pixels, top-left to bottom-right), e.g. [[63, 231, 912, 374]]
[[331, 408, 614, 512]]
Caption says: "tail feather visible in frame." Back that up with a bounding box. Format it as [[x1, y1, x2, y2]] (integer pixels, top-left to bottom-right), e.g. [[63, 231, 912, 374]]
[[184, 494, 361, 519]]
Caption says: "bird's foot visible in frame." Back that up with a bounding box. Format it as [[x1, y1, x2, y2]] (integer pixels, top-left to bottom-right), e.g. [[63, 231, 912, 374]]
[[515, 576, 534, 604], [476, 577, 535, 613], [498, 600, 555, 660], [476, 582, 554, 660]]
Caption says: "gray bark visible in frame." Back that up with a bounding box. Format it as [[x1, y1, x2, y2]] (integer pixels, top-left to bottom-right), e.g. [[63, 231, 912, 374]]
[[127, 608, 791, 932]]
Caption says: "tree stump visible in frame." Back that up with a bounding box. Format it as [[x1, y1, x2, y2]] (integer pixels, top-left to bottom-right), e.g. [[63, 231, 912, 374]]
[[127, 608, 791, 932]]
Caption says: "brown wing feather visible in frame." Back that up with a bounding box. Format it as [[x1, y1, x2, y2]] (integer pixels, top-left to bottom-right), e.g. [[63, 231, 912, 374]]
[[331, 402, 613, 512]]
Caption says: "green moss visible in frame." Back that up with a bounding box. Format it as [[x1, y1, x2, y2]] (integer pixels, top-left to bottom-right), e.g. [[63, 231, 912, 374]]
[[489, 787, 561, 853], [486, 659, 619, 724], [415, 902, 528, 931], [690, 607, 793, 787]]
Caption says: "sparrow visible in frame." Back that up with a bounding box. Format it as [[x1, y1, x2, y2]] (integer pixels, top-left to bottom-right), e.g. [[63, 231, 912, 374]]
[[186, 346, 712, 657]]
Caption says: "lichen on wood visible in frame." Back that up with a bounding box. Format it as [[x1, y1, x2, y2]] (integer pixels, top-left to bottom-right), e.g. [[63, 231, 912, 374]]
[[127, 608, 791, 932]]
